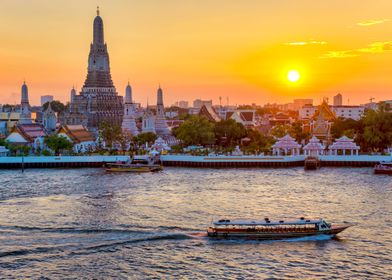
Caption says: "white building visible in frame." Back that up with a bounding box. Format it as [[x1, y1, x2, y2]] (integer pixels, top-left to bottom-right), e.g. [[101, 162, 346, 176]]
[[174, 101, 189, 108], [299, 104, 317, 119], [57, 125, 96, 153], [193, 99, 212, 109], [300, 104, 365, 120], [331, 106, 365, 120]]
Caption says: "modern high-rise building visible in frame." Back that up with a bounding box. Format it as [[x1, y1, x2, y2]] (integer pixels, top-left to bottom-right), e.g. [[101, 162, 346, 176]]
[[193, 99, 212, 109], [62, 8, 123, 130], [333, 94, 343, 106], [40, 95, 54, 106]]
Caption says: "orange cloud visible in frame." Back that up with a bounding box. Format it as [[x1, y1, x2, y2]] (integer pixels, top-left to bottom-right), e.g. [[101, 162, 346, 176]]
[[321, 41, 392, 58], [284, 41, 327, 46], [357, 19, 390, 26]]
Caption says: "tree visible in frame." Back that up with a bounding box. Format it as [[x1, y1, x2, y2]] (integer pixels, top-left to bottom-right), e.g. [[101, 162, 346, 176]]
[[289, 121, 310, 144], [331, 117, 362, 140], [0, 138, 7, 147], [215, 119, 247, 147], [44, 135, 73, 155], [8, 144, 30, 156], [118, 131, 134, 154], [270, 124, 291, 138], [99, 121, 122, 150], [42, 101, 66, 113], [133, 132, 157, 147], [361, 107, 392, 152], [242, 129, 275, 154], [174, 116, 215, 146]]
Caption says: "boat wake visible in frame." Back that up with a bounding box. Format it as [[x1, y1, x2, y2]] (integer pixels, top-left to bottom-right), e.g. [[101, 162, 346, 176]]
[[0, 232, 195, 259]]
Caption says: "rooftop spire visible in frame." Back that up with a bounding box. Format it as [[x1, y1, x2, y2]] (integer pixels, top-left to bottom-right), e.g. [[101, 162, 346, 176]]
[[93, 7, 104, 44]]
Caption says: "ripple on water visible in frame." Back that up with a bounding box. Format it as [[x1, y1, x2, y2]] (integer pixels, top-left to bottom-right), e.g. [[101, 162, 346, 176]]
[[0, 167, 391, 278]]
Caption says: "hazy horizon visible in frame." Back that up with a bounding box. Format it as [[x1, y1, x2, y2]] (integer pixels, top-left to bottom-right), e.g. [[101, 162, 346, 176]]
[[1, 0, 391, 106]]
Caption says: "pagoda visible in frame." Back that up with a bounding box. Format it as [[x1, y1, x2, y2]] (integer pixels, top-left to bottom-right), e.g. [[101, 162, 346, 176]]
[[63, 8, 123, 130], [154, 87, 170, 136], [121, 83, 139, 136], [19, 82, 32, 125], [310, 99, 336, 144]]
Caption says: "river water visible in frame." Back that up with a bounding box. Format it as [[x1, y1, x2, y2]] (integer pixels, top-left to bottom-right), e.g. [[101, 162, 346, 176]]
[[0, 167, 391, 279]]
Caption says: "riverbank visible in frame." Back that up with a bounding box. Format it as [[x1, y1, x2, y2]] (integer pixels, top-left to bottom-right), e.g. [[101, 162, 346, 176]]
[[0, 155, 129, 169], [0, 154, 390, 169]]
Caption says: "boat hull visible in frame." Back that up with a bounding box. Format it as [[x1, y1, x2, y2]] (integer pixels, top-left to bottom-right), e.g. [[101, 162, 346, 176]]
[[207, 225, 350, 240], [374, 169, 392, 175], [105, 165, 163, 173]]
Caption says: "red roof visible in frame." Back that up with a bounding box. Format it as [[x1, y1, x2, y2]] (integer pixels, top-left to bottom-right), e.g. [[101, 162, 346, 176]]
[[12, 124, 46, 142]]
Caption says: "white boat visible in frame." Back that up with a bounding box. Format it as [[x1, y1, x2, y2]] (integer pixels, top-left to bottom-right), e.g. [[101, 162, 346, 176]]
[[207, 217, 351, 239]]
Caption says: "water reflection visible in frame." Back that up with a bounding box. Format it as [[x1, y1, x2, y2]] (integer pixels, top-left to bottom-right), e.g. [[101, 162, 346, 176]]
[[0, 167, 391, 278]]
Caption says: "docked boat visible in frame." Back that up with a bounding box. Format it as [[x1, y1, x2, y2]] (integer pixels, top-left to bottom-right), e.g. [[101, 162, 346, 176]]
[[105, 156, 163, 173], [207, 217, 351, 239], [105, 163, 162, 172], [374, 161, 392, 175]]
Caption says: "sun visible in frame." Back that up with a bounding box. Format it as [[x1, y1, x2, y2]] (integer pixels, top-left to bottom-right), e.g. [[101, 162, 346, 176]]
[[288, 70, 300, 82]]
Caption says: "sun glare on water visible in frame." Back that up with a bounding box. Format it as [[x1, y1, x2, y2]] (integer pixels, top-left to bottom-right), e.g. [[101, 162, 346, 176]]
[[288, 70, 300, 82]]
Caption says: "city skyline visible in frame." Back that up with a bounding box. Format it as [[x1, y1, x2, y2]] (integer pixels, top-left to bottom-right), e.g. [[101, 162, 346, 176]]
[[1, 0, 392, 106]]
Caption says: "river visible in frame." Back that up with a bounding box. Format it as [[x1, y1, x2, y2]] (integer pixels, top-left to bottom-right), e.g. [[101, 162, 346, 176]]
[[0, 167, 391, 279]]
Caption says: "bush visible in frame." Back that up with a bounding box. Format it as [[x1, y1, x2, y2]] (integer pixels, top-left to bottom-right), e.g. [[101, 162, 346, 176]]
[[41, 150, 52, 156]]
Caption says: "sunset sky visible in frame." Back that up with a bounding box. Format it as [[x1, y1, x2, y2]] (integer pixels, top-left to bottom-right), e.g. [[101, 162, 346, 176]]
[[0, 0, 391, 106]]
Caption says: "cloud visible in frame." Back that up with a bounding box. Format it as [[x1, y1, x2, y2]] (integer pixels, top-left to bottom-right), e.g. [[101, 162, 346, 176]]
[[357, 19, 390, 26], [284, 41, 327, 46], [358, 41, 392, 53], [320, 50, 359, 59], [321, 41, 392, 58]]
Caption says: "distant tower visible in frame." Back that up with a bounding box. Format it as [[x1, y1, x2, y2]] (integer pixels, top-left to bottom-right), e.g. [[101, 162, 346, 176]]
[[43, 102, 57, 133], [70, 86, 77, 103], [121, 82, 139, 136], [142, 105, 156, 134], [19, 81, 32, 124], [154, 86, 170, 135], [333, 93, 343, 106]]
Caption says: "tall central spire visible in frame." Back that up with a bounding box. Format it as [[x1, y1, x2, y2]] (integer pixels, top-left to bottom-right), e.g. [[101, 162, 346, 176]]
[[93, 7, 104, 45], [83, 8, 113, 88]]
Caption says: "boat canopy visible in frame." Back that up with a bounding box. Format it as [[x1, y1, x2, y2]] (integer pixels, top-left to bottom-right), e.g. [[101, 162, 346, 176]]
[[213, 218, 324, 226]]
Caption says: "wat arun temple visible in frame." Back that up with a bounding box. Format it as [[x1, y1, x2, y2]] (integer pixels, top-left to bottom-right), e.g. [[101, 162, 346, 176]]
[[62, 8, 124, 130]]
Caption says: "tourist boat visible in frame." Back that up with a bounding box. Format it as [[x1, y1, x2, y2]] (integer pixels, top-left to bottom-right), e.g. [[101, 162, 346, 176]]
[[207, 217, 351, 239], [374, 161, 392, 175], [105, 157, 163, 173]]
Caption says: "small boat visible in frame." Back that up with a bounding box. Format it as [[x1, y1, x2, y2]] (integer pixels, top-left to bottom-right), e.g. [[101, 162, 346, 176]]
[[105, 163, 162, 173], [207, 217, 351, 239], [374, 161, 392, 175], [105, 156, 163, 173]]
